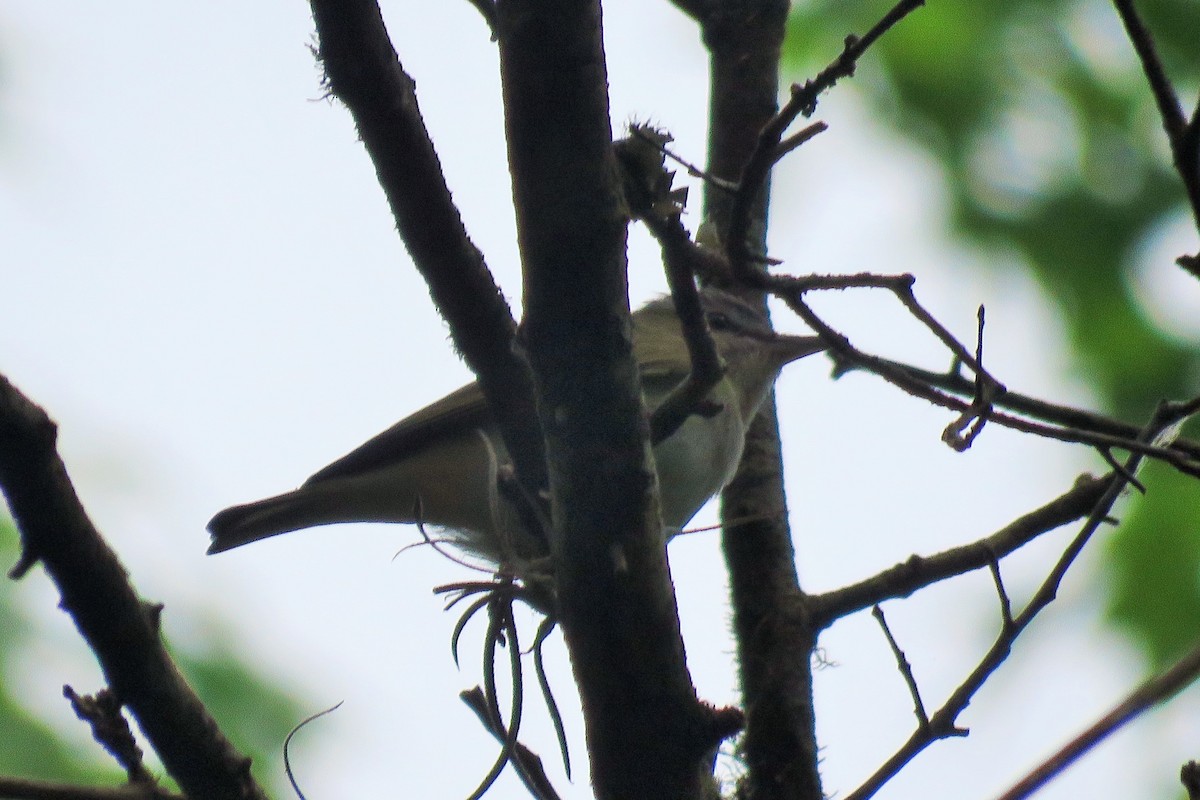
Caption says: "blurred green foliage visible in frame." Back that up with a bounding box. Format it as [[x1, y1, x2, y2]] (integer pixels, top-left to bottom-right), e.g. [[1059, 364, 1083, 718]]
[[0, 518, 305, 794], [784, 0, 1200, 666]]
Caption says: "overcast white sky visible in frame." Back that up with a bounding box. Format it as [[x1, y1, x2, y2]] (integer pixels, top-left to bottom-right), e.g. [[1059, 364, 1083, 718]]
[[2, 2, 1197, 798]]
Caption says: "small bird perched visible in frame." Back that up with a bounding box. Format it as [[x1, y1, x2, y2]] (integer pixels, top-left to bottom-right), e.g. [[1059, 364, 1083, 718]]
[[207, 289, 824, 566]]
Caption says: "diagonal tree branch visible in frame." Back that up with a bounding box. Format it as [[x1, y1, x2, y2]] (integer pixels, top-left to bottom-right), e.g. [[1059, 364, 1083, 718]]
[[810, 474, 1112, 626], [0, 374, 267, 800], [844, 400, 1189, 800], [1110, 0, 1200, 259], [995, 639, 1200, 800], [308, 0, 547, 508]]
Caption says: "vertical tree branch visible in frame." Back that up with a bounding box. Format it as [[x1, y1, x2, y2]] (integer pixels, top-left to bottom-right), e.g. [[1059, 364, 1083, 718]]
[[690, 2, 825, 798], [495, 1, 722, 797]]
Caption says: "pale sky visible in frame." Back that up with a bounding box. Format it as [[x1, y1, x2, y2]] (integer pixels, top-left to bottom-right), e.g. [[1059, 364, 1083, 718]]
[[2, 2, 1196, 799]]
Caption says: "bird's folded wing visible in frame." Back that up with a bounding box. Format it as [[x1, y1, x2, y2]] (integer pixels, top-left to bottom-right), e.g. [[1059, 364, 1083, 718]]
[[304, 382, 490, 485]]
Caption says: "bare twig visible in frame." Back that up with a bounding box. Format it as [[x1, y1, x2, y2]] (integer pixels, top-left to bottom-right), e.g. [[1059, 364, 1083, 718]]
[[460, 687, 562, 800], [653, 240, 728, 444], [772, 121, 829, 165], [844, 404, 1181, 800], [986, 556, 1014, 630], [629, 126, 739, 194], [842, 355, 1200, 462], [762, 273, 1200, 478], [64, 687, 155, 786], [1112, 0, 1187, 137], [725, 0, 926, 277], [812, 475, 1110, 624], [941, 306, 995, 451], [994, 640, 1200, 800], [872, 606, 933, 729]]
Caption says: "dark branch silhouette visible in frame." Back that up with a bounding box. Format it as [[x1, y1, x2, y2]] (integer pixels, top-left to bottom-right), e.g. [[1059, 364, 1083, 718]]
[[0, 374, 267, 800]]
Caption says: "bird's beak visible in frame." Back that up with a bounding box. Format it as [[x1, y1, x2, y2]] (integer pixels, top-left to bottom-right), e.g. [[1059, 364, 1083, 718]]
[[771, 333, 826, 366]]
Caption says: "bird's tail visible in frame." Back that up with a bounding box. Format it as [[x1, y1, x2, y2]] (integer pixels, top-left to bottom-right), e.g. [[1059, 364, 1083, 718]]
[[207, 485, 364, 554]]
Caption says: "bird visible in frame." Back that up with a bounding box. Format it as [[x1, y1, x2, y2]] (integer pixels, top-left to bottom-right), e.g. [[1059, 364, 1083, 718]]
[[207, 288, 824, 567]]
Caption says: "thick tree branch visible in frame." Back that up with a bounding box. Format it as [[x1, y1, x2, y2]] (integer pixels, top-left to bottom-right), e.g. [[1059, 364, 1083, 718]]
[[495, 2, 722, 797], [0, 374, 266, 800], [308, 0, 548, 510]]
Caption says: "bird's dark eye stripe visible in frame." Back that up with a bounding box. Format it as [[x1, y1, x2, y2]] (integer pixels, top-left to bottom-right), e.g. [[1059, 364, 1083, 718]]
[[708, 312, 733, 331]]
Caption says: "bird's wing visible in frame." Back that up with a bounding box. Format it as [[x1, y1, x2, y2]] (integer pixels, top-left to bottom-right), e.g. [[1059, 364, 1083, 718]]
[[303, 382, 491, 485], [637, 359, 687, 407]]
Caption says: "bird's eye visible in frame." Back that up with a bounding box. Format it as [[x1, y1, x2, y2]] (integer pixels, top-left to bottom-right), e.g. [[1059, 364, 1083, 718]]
[[708, 312, 734, 332]]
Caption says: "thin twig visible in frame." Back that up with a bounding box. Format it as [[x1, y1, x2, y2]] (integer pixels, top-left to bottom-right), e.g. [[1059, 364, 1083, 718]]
[[630, 125, 739, 193], [941, 305, 995, 451], [986, 556, 1014, 630], [724, 0, 926, 278], [872, 606, 931, 728], [844, 404, 1181, 800], [763, 273, 1200, 477], [460, 687, 563, 800], [994, 640, 1200, 800], [840, 355, 1200, 462], [1111, 0, 1186, 137], [772, 121, 829, 165]]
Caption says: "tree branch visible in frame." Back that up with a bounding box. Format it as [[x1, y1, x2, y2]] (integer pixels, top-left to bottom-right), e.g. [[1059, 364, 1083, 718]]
[[1110, 0, 1200, 259], [811, 475, 1112, 626], [995, 639, 1200, 800], [844, 402, 1183, 800], [308, 0, 548, 513], [724, 0, 926, 280], [688, 1, 827, 797], [495, 2, 723, 797], [0, 374, 266, 800], [762, 272, 1200, 478]]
